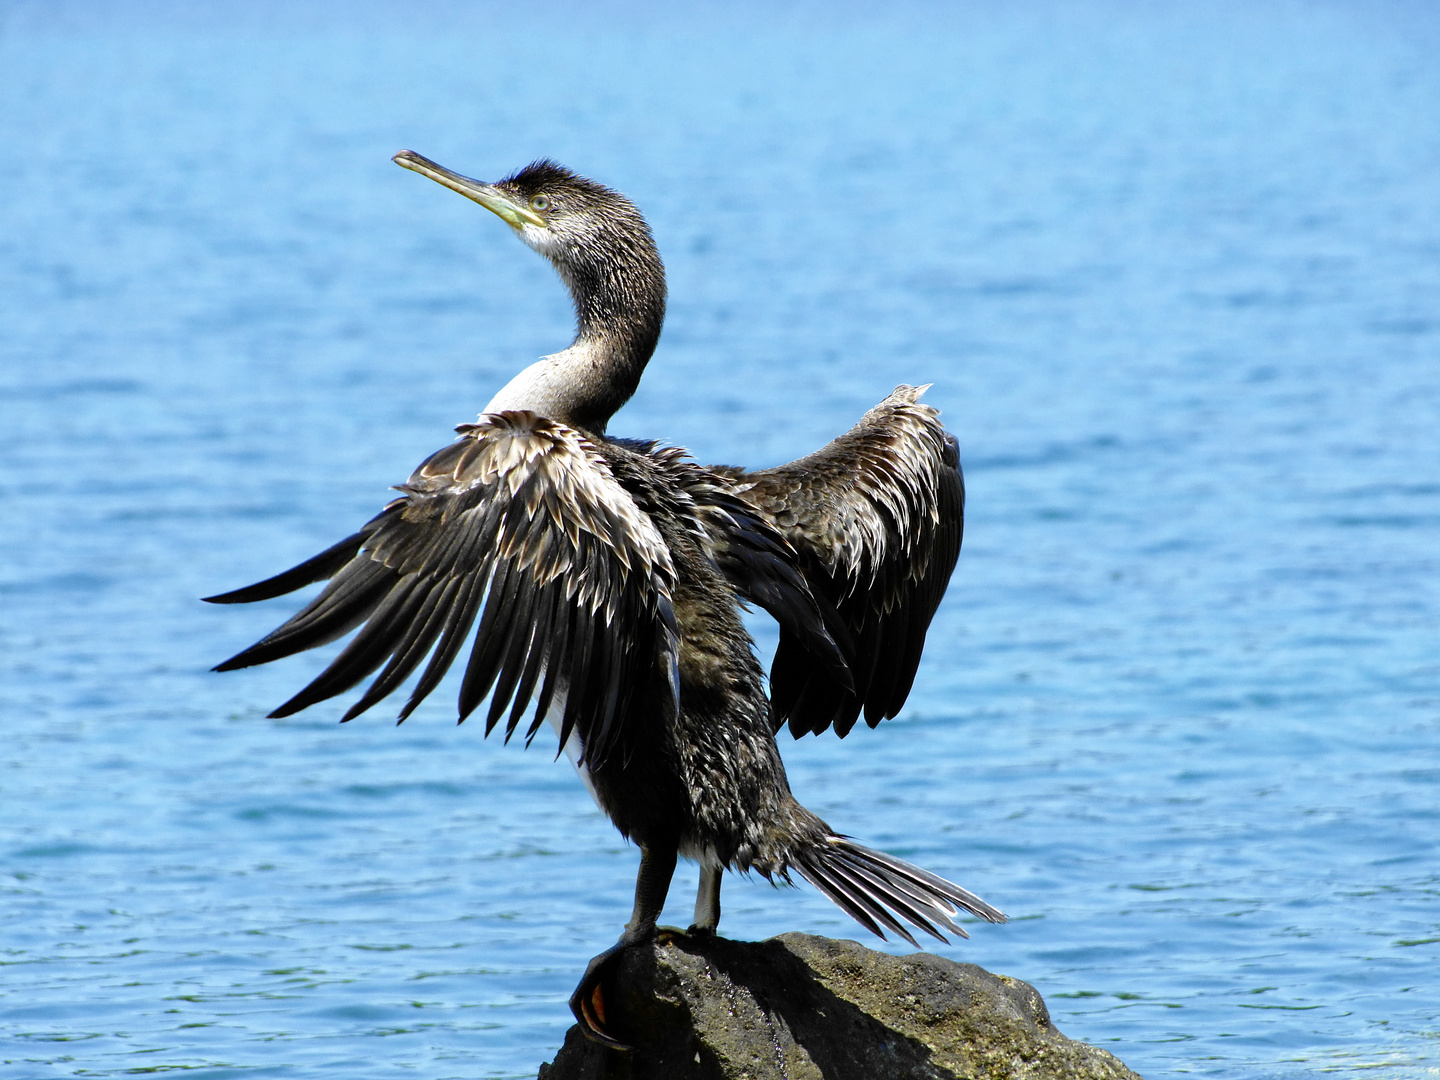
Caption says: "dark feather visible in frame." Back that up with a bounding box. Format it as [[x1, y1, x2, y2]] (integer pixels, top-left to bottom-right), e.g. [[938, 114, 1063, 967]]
[[202, 520, 384, 605], [343, 574, 460, 722], [207, 413, 679, 769], [717, 387, 964, 738], [268, 572, 429, 718], [792, 836, 1005, 947], [398, 568, 487, 721], [212, 557, 395, 672]]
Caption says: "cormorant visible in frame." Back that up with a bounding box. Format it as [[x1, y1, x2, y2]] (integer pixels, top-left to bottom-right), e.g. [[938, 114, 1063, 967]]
[[207, 151, 1005, 1048]]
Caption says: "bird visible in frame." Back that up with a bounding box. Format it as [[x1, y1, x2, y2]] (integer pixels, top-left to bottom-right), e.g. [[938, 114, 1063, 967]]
[[207, 150, 1006, 1049]]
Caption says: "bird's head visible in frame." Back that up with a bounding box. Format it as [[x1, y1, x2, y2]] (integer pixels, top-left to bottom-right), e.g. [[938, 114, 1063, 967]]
[[393, 151, 667, 421], [393, 151, 660, 298]]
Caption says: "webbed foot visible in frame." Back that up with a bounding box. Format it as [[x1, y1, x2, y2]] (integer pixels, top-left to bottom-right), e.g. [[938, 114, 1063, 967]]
[[569, 939, 637, 1050], [570, 843, 679, 1050]]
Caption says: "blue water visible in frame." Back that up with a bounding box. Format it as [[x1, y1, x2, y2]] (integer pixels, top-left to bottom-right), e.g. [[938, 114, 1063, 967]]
[[2, 2, 1438, 1077]]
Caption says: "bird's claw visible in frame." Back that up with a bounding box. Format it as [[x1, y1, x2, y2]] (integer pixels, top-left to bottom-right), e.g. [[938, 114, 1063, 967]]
[[569, 942, 633, 1051]]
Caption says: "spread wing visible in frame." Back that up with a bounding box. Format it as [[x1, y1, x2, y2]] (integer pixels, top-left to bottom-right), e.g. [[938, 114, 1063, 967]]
[[638, 447, 852, 687], [718, 385, 963, 738], [207, 411, 679, 768]]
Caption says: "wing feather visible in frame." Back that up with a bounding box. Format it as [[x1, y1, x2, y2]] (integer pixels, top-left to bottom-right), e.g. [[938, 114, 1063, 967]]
[[343, 573, 461, 721], [718, 386, 963, 737], [399, 567, 489, 721], [269, 572, 430, 718], [212, 553, 398, 671], [208, 411, 678, 766], [639, 449, 851, 690], [507, 585, 557, 740], [203, 526, 378, 605]]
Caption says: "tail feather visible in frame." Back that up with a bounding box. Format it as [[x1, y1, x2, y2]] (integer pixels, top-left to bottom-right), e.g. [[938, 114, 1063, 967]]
[[813, 857, 923, 946], [791, 836, 1006, 946], [846, 842, 1007, 924], [829, 849, 961, 942], [792, 853, 889, 940]]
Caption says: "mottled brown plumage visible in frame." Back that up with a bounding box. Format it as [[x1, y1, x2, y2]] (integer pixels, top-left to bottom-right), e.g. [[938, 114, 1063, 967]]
[[208, 152, 1003, 1050], [715, 385, 965, 737]]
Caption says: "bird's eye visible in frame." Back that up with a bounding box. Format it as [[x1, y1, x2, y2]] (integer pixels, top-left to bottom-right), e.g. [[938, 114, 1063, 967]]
[[530, 195, 550, 212]]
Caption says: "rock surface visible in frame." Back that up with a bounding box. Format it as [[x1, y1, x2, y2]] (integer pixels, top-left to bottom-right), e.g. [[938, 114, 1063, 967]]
[[538, 932, 1142, 1079]]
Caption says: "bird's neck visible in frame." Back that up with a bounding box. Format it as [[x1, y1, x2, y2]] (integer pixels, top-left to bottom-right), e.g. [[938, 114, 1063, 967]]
[[479, 339, 635, 436], [482, 249, 666, 436]]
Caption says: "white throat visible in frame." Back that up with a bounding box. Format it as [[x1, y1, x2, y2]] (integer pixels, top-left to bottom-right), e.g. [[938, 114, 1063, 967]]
[[480, 340, 607, 424]]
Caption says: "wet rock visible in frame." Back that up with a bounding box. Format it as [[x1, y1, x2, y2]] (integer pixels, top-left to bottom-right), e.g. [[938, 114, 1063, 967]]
[[537, 932, 1142, 1079]]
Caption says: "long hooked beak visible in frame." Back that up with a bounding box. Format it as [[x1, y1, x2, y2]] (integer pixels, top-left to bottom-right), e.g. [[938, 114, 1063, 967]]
[[393, 150, 544, 229]]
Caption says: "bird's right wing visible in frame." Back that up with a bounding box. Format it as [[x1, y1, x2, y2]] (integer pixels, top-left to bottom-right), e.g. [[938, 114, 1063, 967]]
[[718, 386, 963, 738], [207, 411, 679, 768]]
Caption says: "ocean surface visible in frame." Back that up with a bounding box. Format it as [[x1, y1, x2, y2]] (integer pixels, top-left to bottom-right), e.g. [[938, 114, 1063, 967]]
[[2, 2, 1438, 1077]]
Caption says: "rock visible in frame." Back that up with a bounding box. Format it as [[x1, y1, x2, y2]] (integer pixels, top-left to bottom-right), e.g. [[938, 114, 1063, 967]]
[[537, 932, 1142, 1080]]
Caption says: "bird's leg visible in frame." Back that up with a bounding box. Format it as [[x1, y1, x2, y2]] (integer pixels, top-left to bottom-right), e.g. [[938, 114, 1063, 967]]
[[687, 862, 721, 937], [569, 842, 678, 1050]]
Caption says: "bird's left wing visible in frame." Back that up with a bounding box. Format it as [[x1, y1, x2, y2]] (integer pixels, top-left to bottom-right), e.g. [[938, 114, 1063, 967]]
[[207, 411, 679, 768]]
